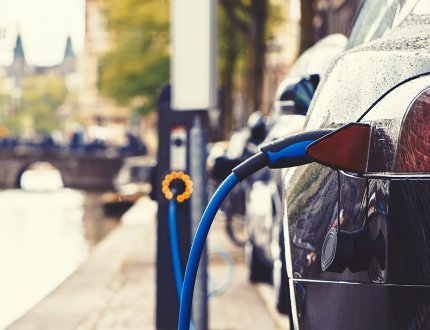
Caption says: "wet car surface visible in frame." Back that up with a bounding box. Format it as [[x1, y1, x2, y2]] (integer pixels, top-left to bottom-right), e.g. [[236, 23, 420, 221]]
[[284, 0, 430, 329], [283, 0, 430, 328]]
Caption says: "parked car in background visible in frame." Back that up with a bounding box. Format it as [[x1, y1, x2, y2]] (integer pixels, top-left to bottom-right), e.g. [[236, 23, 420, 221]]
[[208, 112, 268, 247], [244, 33, 348, 316], [207, 33, 348, 317], [102, 156, 155, 216], [282, 0, 430, 328], [269, 33, 349, 120]]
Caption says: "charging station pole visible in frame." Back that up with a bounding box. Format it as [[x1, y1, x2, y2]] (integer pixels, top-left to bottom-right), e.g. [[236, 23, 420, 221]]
[[190, 115, 208, 330], [156, 85, 197, 329], [155, 0, 216, 329], [171, 0, 216, 327]]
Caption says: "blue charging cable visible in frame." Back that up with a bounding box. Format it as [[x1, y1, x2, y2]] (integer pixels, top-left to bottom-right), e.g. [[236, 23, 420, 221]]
[[207, 244, 235, 298], [168, 200, 186, 299], [178, 130, 331, 330], [178, 173, 239, 329], [168, 200, 196, 330], [169, 199, 234, 300], [166, 171, 236, 330]]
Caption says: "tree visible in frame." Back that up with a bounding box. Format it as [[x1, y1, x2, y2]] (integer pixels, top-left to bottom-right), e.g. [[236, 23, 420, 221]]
[[7, 75, 66, 135], [300, 0, 317, 53], [99, 0, 169, 115], [0, 74, 12, 133], [100, 0, 279, 138], [218, 8, 244, 139], [218, 0, 281, 139], [219, 0, 268, 114]]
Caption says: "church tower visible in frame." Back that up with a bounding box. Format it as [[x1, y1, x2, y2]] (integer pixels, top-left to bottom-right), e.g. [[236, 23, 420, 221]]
[[11, 33, 27, 86], [62, 35, 76, 74]]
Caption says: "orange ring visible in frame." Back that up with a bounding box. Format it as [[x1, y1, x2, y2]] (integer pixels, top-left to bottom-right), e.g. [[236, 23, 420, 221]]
[[162, 171, 193, 202]]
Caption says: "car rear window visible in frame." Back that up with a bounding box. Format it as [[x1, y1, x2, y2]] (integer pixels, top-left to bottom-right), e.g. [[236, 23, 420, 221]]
[[347, 0, 422, 49]]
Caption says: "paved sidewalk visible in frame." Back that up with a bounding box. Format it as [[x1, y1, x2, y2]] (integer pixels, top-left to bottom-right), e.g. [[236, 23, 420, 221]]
[[10, 197, 289, 330]]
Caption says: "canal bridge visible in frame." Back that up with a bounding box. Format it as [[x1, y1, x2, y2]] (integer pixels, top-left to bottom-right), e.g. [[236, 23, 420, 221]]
[[0, 147, 124, 191]]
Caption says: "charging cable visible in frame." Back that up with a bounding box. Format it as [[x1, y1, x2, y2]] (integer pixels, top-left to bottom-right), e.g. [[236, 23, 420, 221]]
[[163, 171, 235, 329], [162, 171, 193, 298], [168, 200, 186, 299], [207, 244, 234, 298], [163, 171, 195, 330], [178, 130, 331, 330]]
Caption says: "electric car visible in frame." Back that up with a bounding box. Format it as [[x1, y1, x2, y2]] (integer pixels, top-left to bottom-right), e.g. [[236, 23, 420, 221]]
[[282, 0, 430, 328], [244, 34, 348, 315]]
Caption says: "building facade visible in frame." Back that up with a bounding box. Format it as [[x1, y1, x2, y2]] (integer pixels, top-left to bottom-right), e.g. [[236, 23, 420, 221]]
[[77, 0, 129, 145]]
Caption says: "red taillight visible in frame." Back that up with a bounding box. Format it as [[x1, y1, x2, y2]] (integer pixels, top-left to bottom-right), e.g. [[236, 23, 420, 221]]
[[306, 123, 371, 173], [395, 89, 430, 172]]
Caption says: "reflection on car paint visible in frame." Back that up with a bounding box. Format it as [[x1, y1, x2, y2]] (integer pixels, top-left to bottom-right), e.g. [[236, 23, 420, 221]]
[[287, 163, 339, 279], [388, 180, 430, 285], [294, 281, 430, 329]]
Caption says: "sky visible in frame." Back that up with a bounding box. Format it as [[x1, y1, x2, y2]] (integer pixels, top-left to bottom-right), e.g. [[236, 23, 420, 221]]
[[0, 0, 85, 66]]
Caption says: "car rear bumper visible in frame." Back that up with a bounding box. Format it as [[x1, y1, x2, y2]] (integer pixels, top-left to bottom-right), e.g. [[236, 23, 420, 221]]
[[290, 279, 430, 330]]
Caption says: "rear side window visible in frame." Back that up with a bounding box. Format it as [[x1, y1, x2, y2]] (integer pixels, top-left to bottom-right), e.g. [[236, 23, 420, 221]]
[[347, 0, 419, 49]]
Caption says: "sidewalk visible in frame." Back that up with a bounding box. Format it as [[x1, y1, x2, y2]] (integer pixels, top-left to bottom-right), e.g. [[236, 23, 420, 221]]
[[10, 197, 289, 330]]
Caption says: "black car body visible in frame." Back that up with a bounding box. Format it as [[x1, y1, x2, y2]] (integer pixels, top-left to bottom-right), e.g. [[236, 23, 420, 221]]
[[283, 0, 430, 328]]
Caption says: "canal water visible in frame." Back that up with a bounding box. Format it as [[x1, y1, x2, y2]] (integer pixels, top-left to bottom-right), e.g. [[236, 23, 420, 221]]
[[0, 166, 119, 329]]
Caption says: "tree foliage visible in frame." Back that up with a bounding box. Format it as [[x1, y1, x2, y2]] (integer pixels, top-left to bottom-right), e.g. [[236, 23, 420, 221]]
[[99, 0, 279, 137], [218, 0, 281, 139], [99, 0, 169, 115], [6, 75, 66, 135]]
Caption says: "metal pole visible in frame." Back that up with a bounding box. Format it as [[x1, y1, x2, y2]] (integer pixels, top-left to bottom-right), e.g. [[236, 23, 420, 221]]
[[190, 113, 208, 330]]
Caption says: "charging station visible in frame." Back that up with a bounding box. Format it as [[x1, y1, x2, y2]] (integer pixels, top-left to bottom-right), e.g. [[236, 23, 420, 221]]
[[156, 1, 216, 328], [156, 85, 192, 329], [155, 85, 209, 329]]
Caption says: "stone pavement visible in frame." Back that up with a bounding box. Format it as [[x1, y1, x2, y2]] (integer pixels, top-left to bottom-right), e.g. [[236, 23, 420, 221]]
[[10, 197, 289, 330]]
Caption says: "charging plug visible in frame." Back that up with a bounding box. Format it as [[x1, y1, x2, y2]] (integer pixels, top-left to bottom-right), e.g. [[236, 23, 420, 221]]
[[261, 130, 332, 169]]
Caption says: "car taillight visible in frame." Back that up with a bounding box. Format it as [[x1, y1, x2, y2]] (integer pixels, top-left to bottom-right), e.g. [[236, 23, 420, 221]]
[[308, 85, 430, 176], [306, 123, 371, 173], [395, 89, 430, 172]]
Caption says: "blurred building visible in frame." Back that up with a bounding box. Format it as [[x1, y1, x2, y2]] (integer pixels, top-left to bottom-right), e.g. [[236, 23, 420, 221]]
[[77, 0, 129, 145], [271, 0, 361, 68], [0, 31, 77, 86], [264, 0, 302, 112], [0, 1, 130, 144], [0, 27, 78, 135]]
